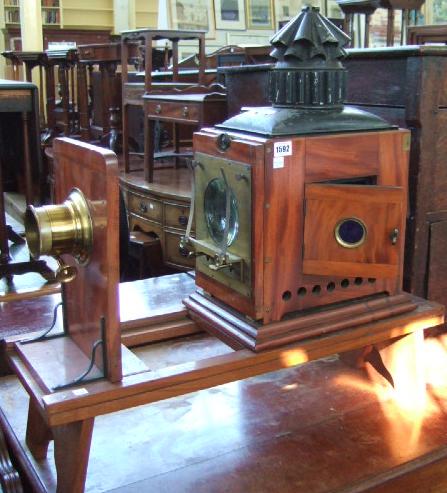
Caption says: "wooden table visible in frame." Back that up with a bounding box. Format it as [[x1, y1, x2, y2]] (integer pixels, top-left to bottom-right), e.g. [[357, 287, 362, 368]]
[[120, 29, 208, 175], [142, 90, 227, 182], [77, 43, 122, 151], [2, 294, 443, 493], [0, 79, 53, 283]]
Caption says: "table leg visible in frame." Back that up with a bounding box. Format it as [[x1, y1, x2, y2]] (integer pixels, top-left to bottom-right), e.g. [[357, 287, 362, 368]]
[[53, 418, 94, 493], [26, 399, 52, 460], [376, 330, 425, 394], [144, 116, 155, 183], [386, 9, 395, 46], [22, 112, 33, 206], [78, 64, 90, 141], [123, 103, 130, 173], [174, 122, 180, 168], [0, 154, 10, 265]]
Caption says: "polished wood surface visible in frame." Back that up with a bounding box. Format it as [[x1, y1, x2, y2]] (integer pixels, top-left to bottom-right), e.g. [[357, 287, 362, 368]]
[[6, 298, 442, 427], [303, 184, 404, 278], [3, 281, 442, 492], [0, 272, 196, 347], [51, 138, 121, 382], [193, 129, 409, 327], [407, 24, 447, 44], [343, 47, 447, 318], [184, 292, 419, 351], [120, 168, 195, 271], [2, 327, 447, 492]]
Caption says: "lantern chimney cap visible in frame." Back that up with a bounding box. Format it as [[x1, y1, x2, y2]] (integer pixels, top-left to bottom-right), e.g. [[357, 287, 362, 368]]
[[270, 5, 350, 70]]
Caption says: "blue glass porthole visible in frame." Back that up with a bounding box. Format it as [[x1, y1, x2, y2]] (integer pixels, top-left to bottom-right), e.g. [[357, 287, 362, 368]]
[[335, 218, 367, 248]]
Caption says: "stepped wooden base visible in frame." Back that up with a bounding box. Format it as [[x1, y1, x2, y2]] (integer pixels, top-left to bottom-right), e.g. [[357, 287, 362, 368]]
[[184, 292, 420, 352]]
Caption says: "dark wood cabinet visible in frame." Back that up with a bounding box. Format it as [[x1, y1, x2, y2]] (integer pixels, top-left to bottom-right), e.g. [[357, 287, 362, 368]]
[[343, 46, 447, 310]]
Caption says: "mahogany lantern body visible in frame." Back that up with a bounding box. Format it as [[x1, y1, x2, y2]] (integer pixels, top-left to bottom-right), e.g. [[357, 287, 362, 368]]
[[183, 7, 415, 351]]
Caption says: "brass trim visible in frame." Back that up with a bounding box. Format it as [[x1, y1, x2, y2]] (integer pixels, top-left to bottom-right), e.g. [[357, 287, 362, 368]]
[[194, 152, 252, 297], [25, 188, 93, 265], [334, 217, 367, 249]]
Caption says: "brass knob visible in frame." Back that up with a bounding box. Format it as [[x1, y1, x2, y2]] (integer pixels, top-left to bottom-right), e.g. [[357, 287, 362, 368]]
[[182, 106, 189, 117], [390, 228, 399, 245], [25, 188, 93, 266], [178, 215, 188, 226], [155, 104, 162, 114], [139, 202, 148, 213]]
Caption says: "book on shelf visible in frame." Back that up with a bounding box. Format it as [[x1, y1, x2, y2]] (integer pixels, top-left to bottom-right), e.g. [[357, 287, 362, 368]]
[[6, 9, 20, 23], [42, 8, 60, 24]]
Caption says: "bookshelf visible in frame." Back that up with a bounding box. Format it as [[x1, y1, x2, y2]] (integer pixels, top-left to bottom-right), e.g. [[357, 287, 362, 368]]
[[2, 1, 159, 31], [4, 1, 20, 25], [62, 0, 113, 29], [4, 0, 61, 27]]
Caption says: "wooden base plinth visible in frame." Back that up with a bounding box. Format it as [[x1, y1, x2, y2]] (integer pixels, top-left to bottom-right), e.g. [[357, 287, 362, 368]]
[[184, 292, 420, 352]]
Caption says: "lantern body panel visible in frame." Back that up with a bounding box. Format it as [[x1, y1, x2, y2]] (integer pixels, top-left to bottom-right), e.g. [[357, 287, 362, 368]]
[[193, 128, 409, 324]]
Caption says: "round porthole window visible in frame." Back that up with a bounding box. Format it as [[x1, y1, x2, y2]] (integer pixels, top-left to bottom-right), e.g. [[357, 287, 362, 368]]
[[335, 218, 367, 248], [204, 178, 239, 246]]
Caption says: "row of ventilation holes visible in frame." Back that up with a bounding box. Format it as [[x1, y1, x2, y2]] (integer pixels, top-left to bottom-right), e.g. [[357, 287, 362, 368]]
[[282, 277, 376, 301]]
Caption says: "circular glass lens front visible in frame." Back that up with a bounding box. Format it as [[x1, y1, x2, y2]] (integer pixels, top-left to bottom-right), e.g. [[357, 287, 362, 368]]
[[335, 218, 367, 248], [204, 178, 239, 246]]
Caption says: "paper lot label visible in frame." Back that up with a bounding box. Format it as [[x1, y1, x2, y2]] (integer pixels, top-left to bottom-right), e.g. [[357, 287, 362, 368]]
[[274, 141, 292, 157]]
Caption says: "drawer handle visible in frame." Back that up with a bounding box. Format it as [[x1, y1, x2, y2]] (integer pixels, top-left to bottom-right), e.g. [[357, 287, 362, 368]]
[[182, 106, 189, 117], [155, 104, 162, 114], [178, 215, 188, 226], [139, 202, 148, 213]]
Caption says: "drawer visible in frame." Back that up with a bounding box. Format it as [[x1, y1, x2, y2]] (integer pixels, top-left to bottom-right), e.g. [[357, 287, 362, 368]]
[[78, 44, 120, 62], [164, 230, 195, 269], [129, 214, 163, 239], [123, 83, 144, 105], [164, 202, 193, 231], [128, 192, 162, 222], [145, 101, 200, 123]]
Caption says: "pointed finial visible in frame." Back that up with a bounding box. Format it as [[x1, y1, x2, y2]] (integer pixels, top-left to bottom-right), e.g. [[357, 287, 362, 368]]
[[270, 5, 350, 68]]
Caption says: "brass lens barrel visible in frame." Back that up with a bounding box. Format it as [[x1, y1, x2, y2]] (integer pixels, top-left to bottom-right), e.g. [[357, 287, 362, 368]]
[[25, 188, 93, 264]]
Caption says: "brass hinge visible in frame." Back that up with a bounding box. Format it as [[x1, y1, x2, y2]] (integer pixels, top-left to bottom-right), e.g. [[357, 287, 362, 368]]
[[403, 134, 411, 152]]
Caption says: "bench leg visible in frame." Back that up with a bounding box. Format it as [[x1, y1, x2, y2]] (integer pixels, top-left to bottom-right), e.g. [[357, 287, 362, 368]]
[[377, 330, 426, 398], [26, 399, 53, 460], [53, 418, 94, 493]]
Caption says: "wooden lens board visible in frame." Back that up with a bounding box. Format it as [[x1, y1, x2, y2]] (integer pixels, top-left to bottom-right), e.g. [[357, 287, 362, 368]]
[[16, 138, 122, 386]]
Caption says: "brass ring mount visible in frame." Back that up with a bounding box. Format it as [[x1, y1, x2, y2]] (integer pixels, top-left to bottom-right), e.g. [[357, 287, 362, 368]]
[[334, 217, 367, 249], [25, 188, 93, 266]]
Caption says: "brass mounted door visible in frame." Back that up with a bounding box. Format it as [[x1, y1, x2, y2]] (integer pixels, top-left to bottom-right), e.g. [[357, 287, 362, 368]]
[[303, 183, 405, 279]]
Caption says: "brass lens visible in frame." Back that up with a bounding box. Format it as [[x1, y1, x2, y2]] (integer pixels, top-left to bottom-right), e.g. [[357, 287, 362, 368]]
[[25, 188, 93, 264]]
